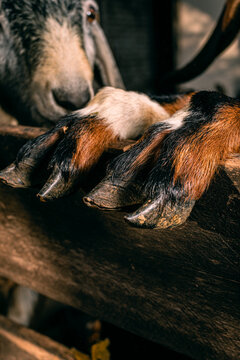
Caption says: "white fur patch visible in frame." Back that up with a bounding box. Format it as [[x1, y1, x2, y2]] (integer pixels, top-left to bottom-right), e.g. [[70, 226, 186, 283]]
[[78, 87, 170, 139], [161, 108, 188, 130]]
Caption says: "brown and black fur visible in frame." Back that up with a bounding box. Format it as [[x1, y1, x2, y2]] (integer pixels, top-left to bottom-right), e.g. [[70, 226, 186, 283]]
[[0, 0, 240, 230]]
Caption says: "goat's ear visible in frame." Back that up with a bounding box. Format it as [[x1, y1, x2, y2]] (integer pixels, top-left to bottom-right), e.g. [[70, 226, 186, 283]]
[[91, 21, 125, 89]]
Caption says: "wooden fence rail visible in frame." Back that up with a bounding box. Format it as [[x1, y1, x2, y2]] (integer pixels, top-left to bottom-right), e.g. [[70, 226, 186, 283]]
[[0, 126, 239, 360]]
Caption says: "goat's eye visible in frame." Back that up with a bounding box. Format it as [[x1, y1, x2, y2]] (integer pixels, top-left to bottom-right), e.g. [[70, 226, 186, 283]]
[[86, 6, 97, 23]]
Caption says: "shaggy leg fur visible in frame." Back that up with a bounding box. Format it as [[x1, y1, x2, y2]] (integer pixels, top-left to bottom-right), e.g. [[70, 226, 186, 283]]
[[37, 114, 118, 201], [0, 87, 172, 200], [0, 113, 118, 201], [1, 89, 239, 228], [86, 91, 240, 229]]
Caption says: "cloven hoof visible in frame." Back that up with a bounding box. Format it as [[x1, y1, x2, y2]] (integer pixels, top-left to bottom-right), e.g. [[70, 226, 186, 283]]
[[83, 174, 146, 210], [0, 162, 34, 188], [125, 198, 196, 229]]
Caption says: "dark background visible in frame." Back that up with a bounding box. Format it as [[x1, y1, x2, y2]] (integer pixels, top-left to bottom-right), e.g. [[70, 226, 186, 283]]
[[98, 0, 177, 93]]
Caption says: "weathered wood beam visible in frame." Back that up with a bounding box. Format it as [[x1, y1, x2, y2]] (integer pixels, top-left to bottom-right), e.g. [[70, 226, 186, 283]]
[[0, 125, 239, 360], [0, 314, 88, 360]]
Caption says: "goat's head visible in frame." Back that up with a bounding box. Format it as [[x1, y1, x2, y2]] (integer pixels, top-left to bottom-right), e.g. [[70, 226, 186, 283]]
[[0, 0, 124, 125]]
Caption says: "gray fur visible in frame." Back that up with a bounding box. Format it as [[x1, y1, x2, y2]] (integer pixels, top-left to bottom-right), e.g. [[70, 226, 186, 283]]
[[0, 0, 124, 125]]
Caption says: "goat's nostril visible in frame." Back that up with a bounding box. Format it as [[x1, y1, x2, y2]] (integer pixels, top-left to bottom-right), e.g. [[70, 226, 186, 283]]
[[53, 89, 77, 111], [52, 88, 91, 111]]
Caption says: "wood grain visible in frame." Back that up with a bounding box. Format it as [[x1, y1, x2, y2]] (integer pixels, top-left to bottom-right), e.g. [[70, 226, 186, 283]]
[[0, 125, 239, 360], [0, 314, 85, 360]]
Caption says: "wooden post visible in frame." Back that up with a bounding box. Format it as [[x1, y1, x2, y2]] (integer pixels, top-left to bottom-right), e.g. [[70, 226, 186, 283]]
[[0, 126, 239, 360]]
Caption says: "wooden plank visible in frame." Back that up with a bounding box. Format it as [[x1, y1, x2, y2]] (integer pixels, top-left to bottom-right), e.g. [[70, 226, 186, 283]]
[[0, 314, 87, 360], [0, 126, 239, 360]]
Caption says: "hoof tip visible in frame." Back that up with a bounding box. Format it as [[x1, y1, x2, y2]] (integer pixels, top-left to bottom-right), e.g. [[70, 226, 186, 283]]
[[82, 195, 101, 209], [0, 165, 28, 188]]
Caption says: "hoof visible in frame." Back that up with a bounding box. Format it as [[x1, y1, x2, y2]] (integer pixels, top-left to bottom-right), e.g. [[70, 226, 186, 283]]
[[83, 175, 146, 210], [37, 165, 79, 201], [125, 198, 195, 229], [0, 163, 33, 188]]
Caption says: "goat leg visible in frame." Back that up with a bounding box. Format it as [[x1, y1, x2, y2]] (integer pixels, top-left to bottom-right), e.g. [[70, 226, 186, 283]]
[[0, 120, 68, 188], [36, 86, 173, 201], [83, 121, 172, 209], [126, 91, 240, 229], [36, 114, 118, 201], [88, 91, 240, 229]]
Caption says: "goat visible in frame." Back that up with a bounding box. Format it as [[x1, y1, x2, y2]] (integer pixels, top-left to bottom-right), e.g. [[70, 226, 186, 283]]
[[0, 0, 124, 327], [0, 0, 124, 126], [0, 0, 239, 232]]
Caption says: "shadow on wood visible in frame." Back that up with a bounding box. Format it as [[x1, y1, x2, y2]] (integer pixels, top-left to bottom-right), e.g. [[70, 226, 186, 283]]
[[0, 125, 239, 360]]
